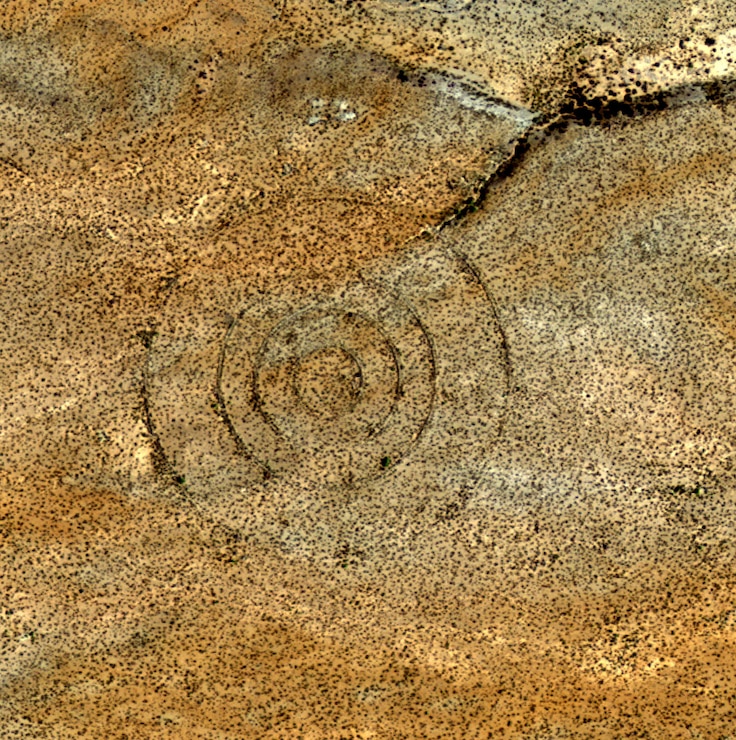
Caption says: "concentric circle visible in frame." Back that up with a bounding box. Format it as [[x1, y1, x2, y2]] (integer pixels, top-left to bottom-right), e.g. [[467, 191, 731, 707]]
[[145, 244, 510, 514], [260, 309, 395, 429], [220, 281, 435, 485]]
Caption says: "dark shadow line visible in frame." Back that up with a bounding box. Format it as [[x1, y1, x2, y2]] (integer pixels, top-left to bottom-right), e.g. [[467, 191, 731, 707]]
[[377, 0, 477, 14], [438, 74, 736, 234], [139, 335, 189, 493], [368, 278, 439, 462], [215, 313, 272, 477], [450, 249, 513, 442]]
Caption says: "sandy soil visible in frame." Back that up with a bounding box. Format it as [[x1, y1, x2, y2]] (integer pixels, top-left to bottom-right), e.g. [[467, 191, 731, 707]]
[[2, 1, 736, 737]]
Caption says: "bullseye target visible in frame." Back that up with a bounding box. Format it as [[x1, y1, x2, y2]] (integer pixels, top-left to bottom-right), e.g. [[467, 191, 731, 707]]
[[220, 281, 435, 485], [145, 245, 509, 500]]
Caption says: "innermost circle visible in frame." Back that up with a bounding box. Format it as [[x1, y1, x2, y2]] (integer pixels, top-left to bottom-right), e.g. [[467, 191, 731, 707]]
[[294, 346, 363, 418]]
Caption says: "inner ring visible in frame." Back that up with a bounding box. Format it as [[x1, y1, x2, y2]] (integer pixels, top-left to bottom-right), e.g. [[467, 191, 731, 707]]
[[254, 307, 402, 438], [292, 345, 365, 418]]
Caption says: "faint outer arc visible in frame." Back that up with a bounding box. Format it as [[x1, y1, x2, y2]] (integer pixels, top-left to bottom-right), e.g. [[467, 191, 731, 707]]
[[140, 339, 178, 479], [449, 248, 512, 440]]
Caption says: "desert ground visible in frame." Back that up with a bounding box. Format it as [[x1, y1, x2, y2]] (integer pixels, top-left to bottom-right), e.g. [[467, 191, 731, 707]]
[[2, 1, 736, 737]]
